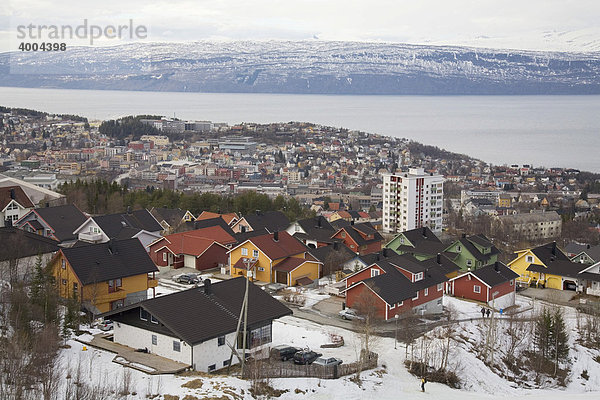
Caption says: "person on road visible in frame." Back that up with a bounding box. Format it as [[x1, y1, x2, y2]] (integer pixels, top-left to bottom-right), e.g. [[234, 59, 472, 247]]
[[481, 307, 486, 318], [421, 377, 427, 392], [486, 308, 491, 318]]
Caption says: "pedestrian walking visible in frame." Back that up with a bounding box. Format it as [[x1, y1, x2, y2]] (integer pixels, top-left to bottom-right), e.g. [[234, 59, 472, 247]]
[[421, 376, 427, 392], [486, 308, 491, 318], [481, 307, 486, 318]]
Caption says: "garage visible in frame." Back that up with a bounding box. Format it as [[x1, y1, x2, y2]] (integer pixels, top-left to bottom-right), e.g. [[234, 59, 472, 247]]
[[184, 255, 196, 269], [563, 280, 577, 291], [275, 270, 288, 285]]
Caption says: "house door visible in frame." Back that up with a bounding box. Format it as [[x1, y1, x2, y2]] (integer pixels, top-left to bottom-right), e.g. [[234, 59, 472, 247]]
[[276, 271, 288, 285], [168, 253, 173, 266]]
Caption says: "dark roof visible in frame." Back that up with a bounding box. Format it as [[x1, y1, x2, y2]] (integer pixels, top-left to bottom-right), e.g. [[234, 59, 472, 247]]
[[295, 216, 337, 243], [61, 238, 158, 285], [401, 227, 442, 247], [0, 185, 34, 210], [356, 248, 400, 266], [579, 272, 600, 283], [233, 228, 271, 244], [453, 236, 499, 263], [530, 242, 571, 264], [105, 277, 292, 345], [572, 245, 600, 262], [564, 242, 589, 255], [0, 227, 58, 261], [150, 207, 187, 227], [175, 217, 235, 237], [419, 254, 461, 276], [308, 243, 356, 264], [242, 211, 290, 233], [93, 209, 162, 238], [336, 223, 383, 247], [471, 262, 519, 287], [360, 263, 447, 305], [31, 204, 87, 242], [527, 258, 587, 279]]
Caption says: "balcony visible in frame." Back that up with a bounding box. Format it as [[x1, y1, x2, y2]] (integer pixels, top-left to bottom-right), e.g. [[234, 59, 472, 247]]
[[78, 231, 103, 243]]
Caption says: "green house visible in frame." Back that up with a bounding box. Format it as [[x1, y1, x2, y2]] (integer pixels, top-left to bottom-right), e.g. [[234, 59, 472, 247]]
[[444, 234, 499, 271], [385, 227, 447, 261]]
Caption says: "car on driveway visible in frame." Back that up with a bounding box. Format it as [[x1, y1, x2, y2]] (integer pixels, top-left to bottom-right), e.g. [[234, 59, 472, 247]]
[[338, 308, 364, 321], [174, 274, 199, 284], [98, 320, 113, 331], [270, 345, 302, 361], [293, 350, 322, 365], [312, 357, 343, 366]]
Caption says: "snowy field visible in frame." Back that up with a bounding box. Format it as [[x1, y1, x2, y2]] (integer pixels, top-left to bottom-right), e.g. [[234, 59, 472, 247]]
[[65, 291, 600, 399]]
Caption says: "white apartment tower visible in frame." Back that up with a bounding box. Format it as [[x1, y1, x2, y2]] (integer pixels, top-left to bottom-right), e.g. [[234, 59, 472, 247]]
[[383, 168, 444, 233]]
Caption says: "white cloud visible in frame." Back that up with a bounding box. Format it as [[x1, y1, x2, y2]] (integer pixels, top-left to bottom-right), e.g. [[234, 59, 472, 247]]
[[2, 0, 600, 51]]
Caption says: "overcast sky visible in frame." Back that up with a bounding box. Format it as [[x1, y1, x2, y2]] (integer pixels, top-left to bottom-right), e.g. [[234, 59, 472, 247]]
[[2, 0, 599, 51]]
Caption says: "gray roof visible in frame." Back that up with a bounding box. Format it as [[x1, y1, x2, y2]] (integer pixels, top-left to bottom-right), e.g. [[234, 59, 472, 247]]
[[471, 262, 519, 287], [0, 227, 58, 262], [30, 204, 87, 242], [61, 238, 158, 285], [105, 277, 292, 345], [242, 211, 290, 233], [93, 209, 162, 238]]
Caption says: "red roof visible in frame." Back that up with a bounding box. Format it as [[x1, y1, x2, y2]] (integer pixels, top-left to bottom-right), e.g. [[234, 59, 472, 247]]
[[196, 211, 238, 225], [244, 231, 307, 260], [153, 226, 235, 256], [272, 257, 305, 272], [0, 186, 34, 210]]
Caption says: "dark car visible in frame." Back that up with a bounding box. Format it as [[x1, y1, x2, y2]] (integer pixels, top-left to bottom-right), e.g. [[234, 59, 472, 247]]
[[174, 274, 199, 284], [293, 350, 322, 365], [270, 345, 302, 361]]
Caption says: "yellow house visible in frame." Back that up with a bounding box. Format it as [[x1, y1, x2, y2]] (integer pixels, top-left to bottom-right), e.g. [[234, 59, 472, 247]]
[[229, 231, 321, 286], [53, 238, 158, 314], [508, 242, 586, 290]]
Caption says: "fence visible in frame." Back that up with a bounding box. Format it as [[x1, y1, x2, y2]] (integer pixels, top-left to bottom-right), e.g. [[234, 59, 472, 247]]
[[242, 352, 378, 379]]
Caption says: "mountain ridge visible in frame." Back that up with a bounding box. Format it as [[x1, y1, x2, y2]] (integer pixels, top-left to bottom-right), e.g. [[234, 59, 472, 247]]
[[2, 40, 600, 95]]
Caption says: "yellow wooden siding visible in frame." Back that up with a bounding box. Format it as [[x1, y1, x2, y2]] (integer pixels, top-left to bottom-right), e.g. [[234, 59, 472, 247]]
[[229, 242, 272, 282], [289, 261, 320, 285]]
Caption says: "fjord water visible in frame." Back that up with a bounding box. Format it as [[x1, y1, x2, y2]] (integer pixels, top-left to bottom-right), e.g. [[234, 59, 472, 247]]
[[1, 87, 599, 172]]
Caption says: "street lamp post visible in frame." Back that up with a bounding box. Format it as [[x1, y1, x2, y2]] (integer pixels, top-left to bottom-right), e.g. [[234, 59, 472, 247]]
[[394, 314, 399, 349]]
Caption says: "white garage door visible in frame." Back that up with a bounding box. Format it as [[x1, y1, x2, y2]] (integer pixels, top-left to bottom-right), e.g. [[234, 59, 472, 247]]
[[184, 255, 196, 269]]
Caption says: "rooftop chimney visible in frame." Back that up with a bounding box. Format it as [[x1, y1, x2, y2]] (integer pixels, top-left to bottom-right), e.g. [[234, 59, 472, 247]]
[[204, 279, 212, 295], [376, 254, 380, 261], [436, 253, 441, 264], [108, 238, 117, 255], [551, 241, 557, 256], [333, 242, 340, 250], [317, 217, 322, 228], [422, 227, 427, 237], [273, 231, 279, 242], [350, 220, 354, 225], [494, 261, 500, 272], [383, 248, 388, 257], [126, 206, 132, 215], [9, 188, 15, 199]]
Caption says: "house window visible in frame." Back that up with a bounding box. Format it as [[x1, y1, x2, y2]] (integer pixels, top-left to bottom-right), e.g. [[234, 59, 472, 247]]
[[241, 248, 248, 256], [424, 288, 428, 296], [258, 267, 265, 272], [223, 360, 230, 367], [341, 232, 346, 238], [473, 285, 481, 294], [252, 250, 259, 258], [397, 301, 403, 307], [108, 278, 122, 293], [414, 272, 423, 282], [437, 283, 443, 291], [61, 259, 66, 269], [510, 280, 514, 286], [218, 336, 225, 346], [140, 309, 149, 321], [208, 364, 216, 372], [466, 259, 473, 267], [526, 255, 534, 263], [173, 341, 181, 352], [151, 315, 158, 324], [151, 335, 157, 345], [61, 279, 67, 285], [456, 245, 461, 252], [371, 269, 380, 277], [72, 282, 78, 293], [163, 253, 167, 262], [413, 291, 419, 300]]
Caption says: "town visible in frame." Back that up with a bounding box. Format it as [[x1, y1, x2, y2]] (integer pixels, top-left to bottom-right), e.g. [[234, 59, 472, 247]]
[[1, 106, 600, 399]]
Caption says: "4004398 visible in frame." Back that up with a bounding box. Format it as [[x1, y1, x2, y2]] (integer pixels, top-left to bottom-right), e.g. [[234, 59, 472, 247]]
[[19, 42, 66, 51]]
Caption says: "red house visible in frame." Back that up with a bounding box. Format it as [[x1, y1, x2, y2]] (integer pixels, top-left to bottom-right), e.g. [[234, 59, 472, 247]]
[[149, 226, 236, 271], [343, 254, 447, 320], [332, 222, 383, 255], [448, 262, 519, 310]]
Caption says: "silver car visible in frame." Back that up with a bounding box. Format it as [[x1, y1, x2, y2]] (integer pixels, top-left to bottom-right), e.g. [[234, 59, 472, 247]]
[[313, 357, 343, 366], [338, 308, 364, 321]]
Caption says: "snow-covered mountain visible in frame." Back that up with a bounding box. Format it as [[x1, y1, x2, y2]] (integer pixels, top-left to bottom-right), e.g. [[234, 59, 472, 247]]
[[1, 40, 599, 94]]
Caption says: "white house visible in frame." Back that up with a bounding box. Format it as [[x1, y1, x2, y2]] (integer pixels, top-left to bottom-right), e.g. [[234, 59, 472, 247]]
[[103, 277, 292, 372]]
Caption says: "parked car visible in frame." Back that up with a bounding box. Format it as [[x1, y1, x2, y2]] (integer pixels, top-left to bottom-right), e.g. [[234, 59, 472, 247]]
[[270, 345, 302, 361], [338, 308, 364, 321], [99, 320, 113, 331], [293, 350, 322, 365], [313, 357, 343, 366], [174, 274, 199, 284]]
